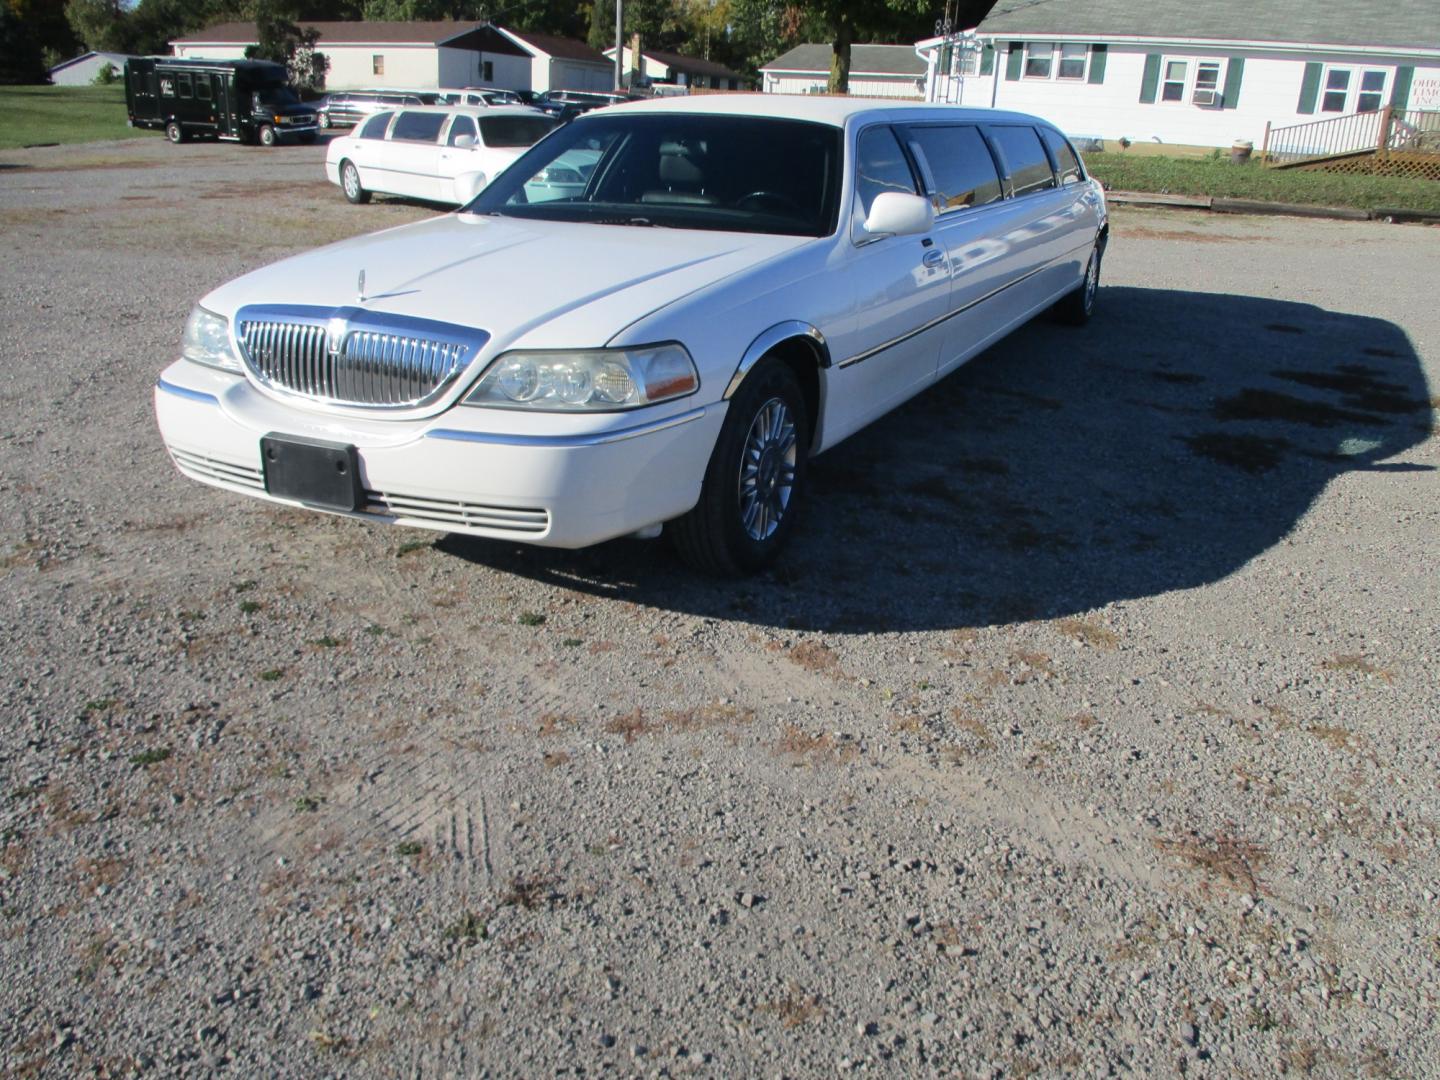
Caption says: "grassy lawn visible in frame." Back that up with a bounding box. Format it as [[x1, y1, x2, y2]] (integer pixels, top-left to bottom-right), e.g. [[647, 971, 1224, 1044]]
[[1085, 153, 1440, 213], [0, 85, 157, 150]]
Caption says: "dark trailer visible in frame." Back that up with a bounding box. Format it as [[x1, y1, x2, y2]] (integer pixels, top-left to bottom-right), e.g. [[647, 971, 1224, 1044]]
[[124, 57, 319, 147]]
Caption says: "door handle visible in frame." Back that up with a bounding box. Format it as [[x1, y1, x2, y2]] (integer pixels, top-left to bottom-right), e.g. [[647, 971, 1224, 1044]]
[[922, 248, 945, 269]]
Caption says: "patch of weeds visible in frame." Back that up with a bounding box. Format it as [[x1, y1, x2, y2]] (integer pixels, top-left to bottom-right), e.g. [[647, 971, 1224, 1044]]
[[787, 640, 842, 676], [1246, 1006, 1278, 1032], [603, 709, 649, 742], [561, 637, 583, 648], [917, 680, 931, 691], [128, 748, 171, 768], [501, 872, 557, 910], [362, 624, 386, 637], [311, 635, 345, 649], [757, 984, 823, 1028], [395, 841, 423, 857], [259, 668, 284, 682], [178, 610, 204, 621], [308, 1029, 351, 1053], [1307, 724, 1354, 750], [950, 709, 996, 752], [239, 599, 263, 615], [1321, 654, 1393, 683], [1155, 832, 1268, 894], [516, 611, 546, 627], [443, 910, 488, 945], [1181, 432, 1290, 474], [395, 540, 430, 558], [776, 725, 858, 766], [232, 579, 257, 593], [1072, 712, 1098, 730], [293, 795, 322, 813], [542, 751, 570, 769], [82, 698, 118, 715], [1055, 617, 1119, 650]]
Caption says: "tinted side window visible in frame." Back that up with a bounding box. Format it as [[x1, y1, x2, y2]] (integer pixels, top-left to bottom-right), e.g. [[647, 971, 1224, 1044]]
[[177, 73, 192, 98], [358, 112, 392, 140], [988, 126, 1057, 197], [1040, 128, 1084, 184], [906, 125, 1002, 212], [478, 115, 557, 148], [854, 125, 919, 221], [196, 78, 212, 101], [447, 115, 477, 145], [391, 111, 446, 143]]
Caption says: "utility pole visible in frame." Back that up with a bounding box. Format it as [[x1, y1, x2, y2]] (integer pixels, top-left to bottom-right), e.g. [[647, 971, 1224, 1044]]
[[614, 0, 624, 91]]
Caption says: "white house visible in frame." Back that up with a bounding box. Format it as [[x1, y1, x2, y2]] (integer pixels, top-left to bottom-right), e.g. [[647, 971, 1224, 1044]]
[[914, 0, 1440, 149], [48, 51, 136, 86], [760, 44, 926, 99], [602, 45, 744, 91], [169, 21, 611, 94]]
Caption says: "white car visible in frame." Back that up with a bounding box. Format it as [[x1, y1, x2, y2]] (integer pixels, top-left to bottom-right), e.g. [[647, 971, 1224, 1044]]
[[324, 105, 556, 206], [158, 97, 1106, 574]]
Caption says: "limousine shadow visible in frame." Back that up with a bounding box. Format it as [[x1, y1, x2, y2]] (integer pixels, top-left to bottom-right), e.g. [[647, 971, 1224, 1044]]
[[437, 286, 1433, 632]]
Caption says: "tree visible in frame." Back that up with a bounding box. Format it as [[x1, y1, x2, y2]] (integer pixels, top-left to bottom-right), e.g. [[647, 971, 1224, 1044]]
[[65, 0, 127, 54], [0, 1, 50, 83]]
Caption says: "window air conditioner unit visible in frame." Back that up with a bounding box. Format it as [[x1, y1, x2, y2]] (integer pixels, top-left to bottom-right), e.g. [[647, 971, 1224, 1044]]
[[1192, 89, 1219, 107]]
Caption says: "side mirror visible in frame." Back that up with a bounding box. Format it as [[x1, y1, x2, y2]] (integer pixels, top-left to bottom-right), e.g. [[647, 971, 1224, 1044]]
[[863, 192, 933, 238], [453, 134, 477, 149]]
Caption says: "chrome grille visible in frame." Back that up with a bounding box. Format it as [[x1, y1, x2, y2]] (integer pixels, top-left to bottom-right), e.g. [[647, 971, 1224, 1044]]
[[367, 490, 550, 534], [235, 304, 489, 409]]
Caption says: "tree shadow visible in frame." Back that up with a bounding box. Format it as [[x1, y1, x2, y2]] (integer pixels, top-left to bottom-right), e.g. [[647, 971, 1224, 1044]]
[[436, 286, 1433, 631]]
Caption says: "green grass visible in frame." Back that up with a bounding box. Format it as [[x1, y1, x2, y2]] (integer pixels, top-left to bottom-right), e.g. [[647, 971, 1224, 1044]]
[[1086, 153, 1440, 213], [0, 85, 158, 150]]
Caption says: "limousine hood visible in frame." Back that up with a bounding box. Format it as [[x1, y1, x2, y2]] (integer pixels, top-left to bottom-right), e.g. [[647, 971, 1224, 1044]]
[[203, 213, 812, 352]]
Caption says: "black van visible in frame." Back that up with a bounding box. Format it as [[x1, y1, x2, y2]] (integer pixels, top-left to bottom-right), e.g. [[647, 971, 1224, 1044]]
[[125, 57, 319, 147]]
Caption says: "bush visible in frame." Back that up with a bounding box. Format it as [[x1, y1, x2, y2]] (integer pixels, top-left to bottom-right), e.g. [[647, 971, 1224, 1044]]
[[91, 61, 118, 85]]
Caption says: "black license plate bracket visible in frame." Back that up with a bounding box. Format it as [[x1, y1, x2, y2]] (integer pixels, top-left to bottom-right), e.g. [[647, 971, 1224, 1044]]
[[261, 434, 362, 512]]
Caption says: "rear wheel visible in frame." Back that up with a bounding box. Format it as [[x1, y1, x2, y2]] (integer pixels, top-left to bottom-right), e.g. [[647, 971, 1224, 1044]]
[[318, 112, 331, 129], [258, 124, 277, 148], [165, 121, 185, 144], [340, 160, 370, 204], [671, 360, 809, 576]]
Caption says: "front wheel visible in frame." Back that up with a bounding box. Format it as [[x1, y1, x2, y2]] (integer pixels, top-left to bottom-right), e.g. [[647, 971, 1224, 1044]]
[[340, 160, 370, 204], [1054, 242, 1101, 326], [165, 121, 185, 144], [671, 361, 809, 575], [258, 124, 277, 148], [318, 112, 331, 129]]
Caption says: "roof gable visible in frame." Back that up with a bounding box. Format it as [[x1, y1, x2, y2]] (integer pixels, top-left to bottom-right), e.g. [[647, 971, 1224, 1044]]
[[977, 0, 1440, 53]]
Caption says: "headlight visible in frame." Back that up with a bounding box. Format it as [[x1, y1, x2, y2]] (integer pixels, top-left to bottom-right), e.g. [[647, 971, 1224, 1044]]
[[181, 306, 243, 373], [462, 344, 699, 411]]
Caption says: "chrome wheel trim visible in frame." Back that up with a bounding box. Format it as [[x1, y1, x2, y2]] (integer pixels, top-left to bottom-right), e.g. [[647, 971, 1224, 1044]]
[[342, 164, 359, 199], [737, 396, 797, 542]]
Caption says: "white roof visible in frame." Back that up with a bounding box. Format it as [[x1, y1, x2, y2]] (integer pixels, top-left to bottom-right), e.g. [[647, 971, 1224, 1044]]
[[596, 94, 1043, 129]]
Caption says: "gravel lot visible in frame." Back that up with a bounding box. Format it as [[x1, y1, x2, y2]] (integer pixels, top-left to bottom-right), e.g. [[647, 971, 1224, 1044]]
[[1, 135, 1437, 1077]]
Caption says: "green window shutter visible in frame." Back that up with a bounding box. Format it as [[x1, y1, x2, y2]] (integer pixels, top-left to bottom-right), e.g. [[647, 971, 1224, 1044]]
[[1139, 54, 1161, 103], [1005, 43, 1023, 81], [1391, 66, 1413, 110], [980, 42, 994, 76], [1297, 61, 1322, 114], [1087, 44, 1107, 84], [1221, 57, 1244, 109]]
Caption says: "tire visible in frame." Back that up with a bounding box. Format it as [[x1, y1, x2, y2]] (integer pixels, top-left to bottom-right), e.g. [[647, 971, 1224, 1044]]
[[340, 160, 370, 204], [1054, 242, 1101, 326], [165, 121, 185, 144], [671, 360, 809, 576], [258, 124, 277, 148]]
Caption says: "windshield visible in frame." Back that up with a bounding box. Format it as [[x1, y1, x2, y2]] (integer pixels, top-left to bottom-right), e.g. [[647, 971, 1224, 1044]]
[[253, 85, 300, 107], [479, 115, 558, 147], [465, 113, 843, 237]]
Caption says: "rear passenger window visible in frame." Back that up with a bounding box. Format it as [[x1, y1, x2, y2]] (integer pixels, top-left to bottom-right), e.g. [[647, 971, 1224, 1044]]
[[196, 79, 211, 101], [358, 112, 392, 140], [988, 126, 1057, 197], [177, 74, 192, 99], [854, 126, 919, 223], [1040, 128, 1084, 184], [392, 112, 446, 143], [906, 125, 1002, 213]]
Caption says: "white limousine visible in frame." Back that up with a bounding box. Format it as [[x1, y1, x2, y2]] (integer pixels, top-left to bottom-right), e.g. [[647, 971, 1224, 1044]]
[[324, 104, 556, 206], [157, 97, 1107, 574]]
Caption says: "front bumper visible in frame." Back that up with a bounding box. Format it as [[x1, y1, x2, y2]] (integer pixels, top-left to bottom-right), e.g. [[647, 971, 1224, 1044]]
[[154, 361, 724, 549]]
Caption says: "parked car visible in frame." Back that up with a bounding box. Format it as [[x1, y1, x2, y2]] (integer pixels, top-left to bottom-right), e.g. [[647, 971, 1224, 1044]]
[[317, 90, 426, 129], [533, 90, 638, 118], [125, 57, 318, 146], [437, 87, 529, 108], [155, 98, 1106, 574], [324, 105, 557, 205]]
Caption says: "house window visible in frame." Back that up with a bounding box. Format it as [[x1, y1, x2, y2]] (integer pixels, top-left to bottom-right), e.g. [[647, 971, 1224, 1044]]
[[482, 60, 494, 81], [1323, 67, 1387, 113], [372, 54, 385, 76], [1056, 43, 1087, 80], [1161, 60, 1188, 101], [1193, 61, 1222, 105], [1024, 43, 1053, 78]]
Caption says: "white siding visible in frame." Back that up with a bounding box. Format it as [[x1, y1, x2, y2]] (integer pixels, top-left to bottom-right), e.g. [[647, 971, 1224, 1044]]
[[542, 60, 613, 93], [323, 44, 439, 90], [437, 50, 530, 91], [171, 45, 250, 61], [50, 54, 129, 85], [973, 43, 1439, 147]]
